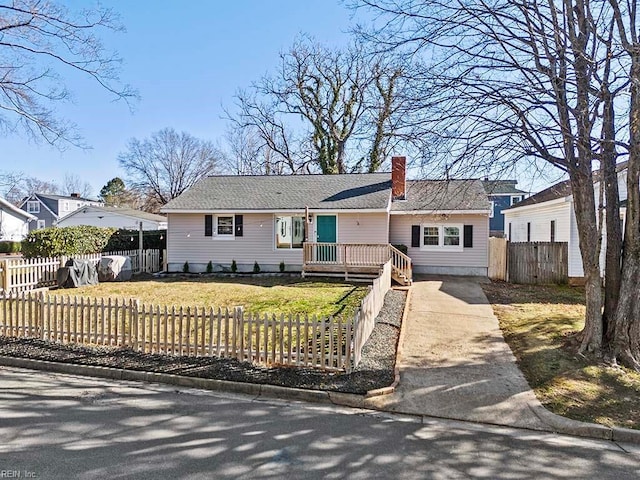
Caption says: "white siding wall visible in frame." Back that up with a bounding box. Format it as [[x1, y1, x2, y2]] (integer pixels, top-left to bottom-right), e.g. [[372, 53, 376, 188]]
[[503, 202, 571, 243], [389, 214, 489, 275], [58, 210, 166, 230], [0, 210, 30, 241], [337, 212, 388, 244], [567, 205, 607, 278]]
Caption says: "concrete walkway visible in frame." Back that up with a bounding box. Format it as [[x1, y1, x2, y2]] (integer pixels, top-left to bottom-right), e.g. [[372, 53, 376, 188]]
[[366, 276, 550, 431]]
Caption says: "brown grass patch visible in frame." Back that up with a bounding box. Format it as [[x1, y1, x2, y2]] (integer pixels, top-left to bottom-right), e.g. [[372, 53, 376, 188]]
[[482, 281, 640, 429]]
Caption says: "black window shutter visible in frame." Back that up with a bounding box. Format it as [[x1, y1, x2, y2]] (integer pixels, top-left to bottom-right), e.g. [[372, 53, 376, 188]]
[[463, 225, 473, 248], [234, 215, 243, 237], [411, 225, 420, 247], [204, 215, 213, 237]]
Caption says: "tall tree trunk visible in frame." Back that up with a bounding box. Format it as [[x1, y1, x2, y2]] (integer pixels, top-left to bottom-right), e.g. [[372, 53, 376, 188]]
[[611, 49, 640, 369], [601, 83, 623, 349]]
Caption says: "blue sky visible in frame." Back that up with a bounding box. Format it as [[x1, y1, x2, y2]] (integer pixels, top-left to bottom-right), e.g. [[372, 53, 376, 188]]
[[0, 0, 356, 196]]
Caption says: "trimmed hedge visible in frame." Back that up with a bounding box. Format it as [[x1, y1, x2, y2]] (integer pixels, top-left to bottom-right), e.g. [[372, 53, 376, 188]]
[[104, 229, 166, 251], [22, 226, 115, 259], [0, 241, 21, 254]]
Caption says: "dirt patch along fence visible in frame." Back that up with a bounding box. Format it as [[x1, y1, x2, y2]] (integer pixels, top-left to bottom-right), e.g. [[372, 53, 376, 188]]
[[0, 263, 391, 372], [0, 249, 163, 295]]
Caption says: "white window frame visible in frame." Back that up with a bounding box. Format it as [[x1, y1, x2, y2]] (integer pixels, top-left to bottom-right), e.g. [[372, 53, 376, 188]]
[[489, 200, 495, 218], [36, 219, 46, 230], [214, 215, 234, 239], [274, 215, 306, 249], [510, 195, 522, 205], [26, 201, 40, 214], [62, 201, 69, 212], [420, 224, 464, 251]]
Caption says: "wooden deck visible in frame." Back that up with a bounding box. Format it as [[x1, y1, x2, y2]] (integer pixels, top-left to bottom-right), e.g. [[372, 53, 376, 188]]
[[302, 243, 412, 285]]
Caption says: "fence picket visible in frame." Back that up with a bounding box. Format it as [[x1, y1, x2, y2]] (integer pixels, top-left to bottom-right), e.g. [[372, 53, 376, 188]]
[[0, 263, 391, 371]]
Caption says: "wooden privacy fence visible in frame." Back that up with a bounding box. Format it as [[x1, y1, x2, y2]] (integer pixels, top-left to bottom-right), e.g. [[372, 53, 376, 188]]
[[488, 237, 508, 281], [507, 242, 568, 284], [0, 263, 391, 371], [0, 249, 163, 295]]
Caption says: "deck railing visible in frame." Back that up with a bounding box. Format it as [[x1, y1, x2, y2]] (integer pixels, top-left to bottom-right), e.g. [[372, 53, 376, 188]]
[[303, 243, 390, 266], [303, 243, 412, 285]]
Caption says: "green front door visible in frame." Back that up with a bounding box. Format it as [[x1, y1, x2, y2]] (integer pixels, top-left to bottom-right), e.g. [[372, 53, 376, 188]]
[[316, 215, 337, 262]]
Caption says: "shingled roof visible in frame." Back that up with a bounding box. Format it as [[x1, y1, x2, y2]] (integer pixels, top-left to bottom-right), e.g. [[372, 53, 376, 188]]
[[504, 180, 572, 210], [391, 179, 491, 212], [483, 179, 528, 195], [161, 173, 392, 211]]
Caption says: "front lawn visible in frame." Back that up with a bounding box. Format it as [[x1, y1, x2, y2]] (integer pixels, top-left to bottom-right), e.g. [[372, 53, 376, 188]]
[[70, 275, 369, 318], [482, 281, 640, 430]]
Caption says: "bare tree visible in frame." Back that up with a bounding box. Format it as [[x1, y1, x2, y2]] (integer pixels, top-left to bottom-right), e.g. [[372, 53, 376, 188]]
[[118, 128, 221, 206], [62, 173, 93, 198], [0, 0, 136, 146], [355, 0, 639, 365], [0, 171, 59, 203], [228, 37, 405, 174], [222, 126, 288, 175]]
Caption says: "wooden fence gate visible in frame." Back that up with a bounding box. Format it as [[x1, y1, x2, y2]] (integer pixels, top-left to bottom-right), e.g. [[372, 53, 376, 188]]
[[508, 242, 568, 284], [488, 237, 508, 281]]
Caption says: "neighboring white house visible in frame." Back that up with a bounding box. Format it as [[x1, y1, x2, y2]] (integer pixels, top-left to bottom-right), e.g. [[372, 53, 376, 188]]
[[0, 197, 36, 241], [57, 205, 167, 230], [503, 164, 628, 281]]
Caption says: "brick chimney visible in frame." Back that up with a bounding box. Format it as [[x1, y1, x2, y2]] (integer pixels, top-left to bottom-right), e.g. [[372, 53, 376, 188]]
[[391, 156, 406, 201], [70, 193, 80, 198]]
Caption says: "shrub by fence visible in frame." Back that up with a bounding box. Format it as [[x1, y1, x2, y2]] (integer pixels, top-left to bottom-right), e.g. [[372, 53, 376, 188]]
[[22, 226, 116, 259], [0, 261, 392, 372]]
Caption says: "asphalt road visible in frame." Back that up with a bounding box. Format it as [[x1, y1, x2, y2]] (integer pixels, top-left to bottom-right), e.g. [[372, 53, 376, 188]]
[[0, 367, 639, 480]]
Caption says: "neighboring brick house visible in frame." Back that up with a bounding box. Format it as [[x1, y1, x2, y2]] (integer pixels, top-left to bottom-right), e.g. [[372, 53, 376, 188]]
[[483, 180, 528, 237], [19, 193, 102, 231]]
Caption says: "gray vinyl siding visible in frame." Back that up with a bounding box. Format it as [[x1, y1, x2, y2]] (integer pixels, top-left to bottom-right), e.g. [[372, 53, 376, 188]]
[[27, 208, 57, 231], [167, 213, 306, 272], [167, 211, 391, 272], [337, 212, 389, 244], [389, 214, 489, 274]]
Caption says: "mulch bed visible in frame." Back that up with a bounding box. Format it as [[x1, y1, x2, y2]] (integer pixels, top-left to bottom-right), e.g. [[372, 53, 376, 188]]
[[0, 290, 406, 395]]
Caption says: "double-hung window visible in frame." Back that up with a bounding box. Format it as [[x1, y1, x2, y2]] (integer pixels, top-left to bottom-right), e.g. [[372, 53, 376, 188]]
[[217, 216, 234, 236], [26, 201, 40, 214], [275, 215, 305, 249], [421, 224, 463, 251]]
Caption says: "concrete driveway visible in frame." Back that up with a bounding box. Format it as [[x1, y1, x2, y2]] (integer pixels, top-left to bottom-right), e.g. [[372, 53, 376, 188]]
[[366, 275, 549, 431]]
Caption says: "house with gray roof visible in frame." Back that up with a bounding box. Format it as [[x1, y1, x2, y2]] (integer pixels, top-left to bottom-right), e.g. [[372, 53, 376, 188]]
[[19, 193, 102, 231], [482, 179, 528, 237], [57, 205, 167, 230], [161, 157, 492, 280], [503, 163, 629, 282]]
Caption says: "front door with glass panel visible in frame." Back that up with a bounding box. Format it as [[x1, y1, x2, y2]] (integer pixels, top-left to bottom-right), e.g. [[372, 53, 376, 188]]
[[316, 215, 337, 262]]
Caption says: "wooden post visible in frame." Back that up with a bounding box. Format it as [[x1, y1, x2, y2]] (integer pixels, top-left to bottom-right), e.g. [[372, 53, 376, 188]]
[[138, 221, 144, 274]]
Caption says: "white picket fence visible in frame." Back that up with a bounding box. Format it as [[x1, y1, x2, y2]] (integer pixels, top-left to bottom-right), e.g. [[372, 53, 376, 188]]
[[0, 250, 163, 295], [0, 262, 391, 371]]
